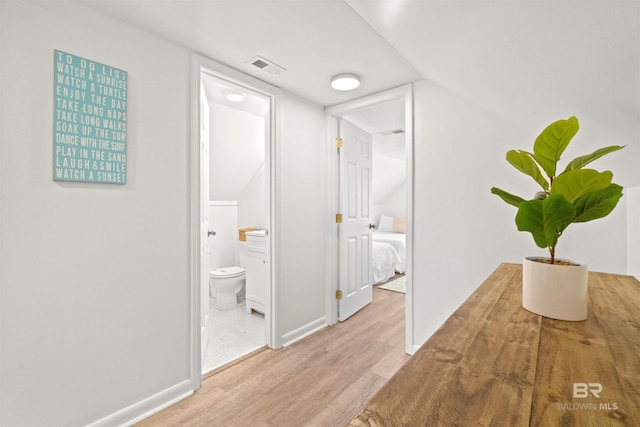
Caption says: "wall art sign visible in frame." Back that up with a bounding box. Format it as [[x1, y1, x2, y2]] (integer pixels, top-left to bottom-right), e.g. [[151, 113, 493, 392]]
[[53, 50, 127, 184]]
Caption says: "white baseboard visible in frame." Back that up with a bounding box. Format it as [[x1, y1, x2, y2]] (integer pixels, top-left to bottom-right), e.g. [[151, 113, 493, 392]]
[[281, 316, 327, 347], [87, 379, 194, 427]]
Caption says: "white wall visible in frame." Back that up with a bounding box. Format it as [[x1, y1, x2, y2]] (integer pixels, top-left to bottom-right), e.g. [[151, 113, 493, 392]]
[[372, 151, 406, 222], [628, 186, 640, 278], [276, 92, 327, 343], [373, 185, 405, 225], [238, 168, 266, 230], [1, 3, 330, 424], [209, 202, 239, 269], [0, 2, 192, 426], [410, 80, 637, 347], [209, 102, 266, 229]]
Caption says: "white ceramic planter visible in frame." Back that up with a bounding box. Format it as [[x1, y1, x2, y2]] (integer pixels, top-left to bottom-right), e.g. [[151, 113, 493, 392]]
[[522, 257, 588, 321]]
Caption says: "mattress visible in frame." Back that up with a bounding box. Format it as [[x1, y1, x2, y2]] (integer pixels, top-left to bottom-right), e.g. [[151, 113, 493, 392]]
[[372, 231, 406, 274], [372, 242, 402, 284]]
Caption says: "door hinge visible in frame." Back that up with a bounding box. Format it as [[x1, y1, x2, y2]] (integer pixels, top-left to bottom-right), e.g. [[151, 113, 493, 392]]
[[335, 213, 342, 223], [335, 290, 343, 300], [336, 138, 343, 148]]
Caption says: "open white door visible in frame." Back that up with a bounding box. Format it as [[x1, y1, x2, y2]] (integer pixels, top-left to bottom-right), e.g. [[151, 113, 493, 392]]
[[200, 82, 210, 365], [338, 119, 373, 321]]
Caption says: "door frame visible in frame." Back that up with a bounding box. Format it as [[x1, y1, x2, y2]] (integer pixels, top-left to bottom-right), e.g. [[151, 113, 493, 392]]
[[325, 84, 415, 354], [189, 53, 280, 391]]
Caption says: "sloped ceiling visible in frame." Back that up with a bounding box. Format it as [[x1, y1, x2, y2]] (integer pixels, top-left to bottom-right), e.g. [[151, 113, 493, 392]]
[[202, 76, 266, 201], [343, 98, 405, 159], [80, 0, 640, 158], [78, 0, 422, 107], [343, 99, 406, 206], [347, 0, 640, 136], [371, 148, 406, 206]]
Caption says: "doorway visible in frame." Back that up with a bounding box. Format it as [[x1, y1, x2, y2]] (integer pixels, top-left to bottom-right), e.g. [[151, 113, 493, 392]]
[[192, 55, 278, 384], [326, 85, 415, 354]]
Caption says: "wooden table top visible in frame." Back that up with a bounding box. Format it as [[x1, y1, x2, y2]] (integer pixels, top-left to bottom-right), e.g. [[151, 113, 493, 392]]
[[348, 263, 640, 426]]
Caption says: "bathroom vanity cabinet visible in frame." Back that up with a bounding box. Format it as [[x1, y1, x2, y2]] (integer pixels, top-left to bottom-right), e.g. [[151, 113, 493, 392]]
[[245, 230, 266, 314]]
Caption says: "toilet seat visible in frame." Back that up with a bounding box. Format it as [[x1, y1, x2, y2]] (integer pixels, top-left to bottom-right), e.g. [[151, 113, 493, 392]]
[[209, 266, 245, 279]]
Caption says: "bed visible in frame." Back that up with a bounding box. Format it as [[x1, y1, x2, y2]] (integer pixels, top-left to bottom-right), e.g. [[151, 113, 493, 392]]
[[371, 214, 407, 283], [372, 241, 403, 283]]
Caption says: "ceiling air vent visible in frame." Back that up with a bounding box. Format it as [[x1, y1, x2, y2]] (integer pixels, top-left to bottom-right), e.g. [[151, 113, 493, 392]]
[[378, 129, 405, 136], [248, 56, 286, 75]]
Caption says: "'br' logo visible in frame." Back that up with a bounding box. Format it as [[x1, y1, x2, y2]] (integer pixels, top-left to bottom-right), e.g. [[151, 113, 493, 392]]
[[573, 383, 602, 398]]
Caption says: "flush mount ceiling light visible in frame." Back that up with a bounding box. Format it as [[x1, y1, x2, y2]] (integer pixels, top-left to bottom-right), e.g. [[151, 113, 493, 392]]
[[225, 91, 246, 102], [330, 73, 360, 91]]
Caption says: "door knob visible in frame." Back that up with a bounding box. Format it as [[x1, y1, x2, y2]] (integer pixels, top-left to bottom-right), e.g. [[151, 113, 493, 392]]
[[369, 224, 377, 230], [208, 230, 216, 237]]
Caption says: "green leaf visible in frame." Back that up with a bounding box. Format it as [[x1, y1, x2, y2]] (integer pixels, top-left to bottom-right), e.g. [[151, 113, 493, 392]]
[[551, 169, 612, 202], [573, 184, 623, 223], [506, 150, 549, 190], [490, 187, 526, 208], [515, 195, 575, 248], [562, 145, 625, 174], [533, 116, 579, 179]]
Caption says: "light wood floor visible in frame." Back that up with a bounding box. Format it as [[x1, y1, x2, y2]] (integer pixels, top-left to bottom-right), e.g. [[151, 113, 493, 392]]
[[137, 285, 408, 427]]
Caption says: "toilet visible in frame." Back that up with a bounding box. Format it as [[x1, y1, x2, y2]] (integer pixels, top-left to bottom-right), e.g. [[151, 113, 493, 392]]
[[209, 266, 246, 310], [207, 205, 250, 310]]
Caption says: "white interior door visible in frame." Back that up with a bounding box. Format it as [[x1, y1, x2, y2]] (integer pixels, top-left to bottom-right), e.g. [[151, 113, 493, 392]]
[[338, 119, 373, 321], [200, 82, 210, 364]]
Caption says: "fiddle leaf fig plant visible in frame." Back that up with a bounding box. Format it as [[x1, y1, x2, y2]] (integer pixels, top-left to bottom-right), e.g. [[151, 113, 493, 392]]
[[491, 116, 624, 264]]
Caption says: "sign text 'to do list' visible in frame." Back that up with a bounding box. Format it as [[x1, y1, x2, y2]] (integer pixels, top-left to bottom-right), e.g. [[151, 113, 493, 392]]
[[53, 50, 127, 184]]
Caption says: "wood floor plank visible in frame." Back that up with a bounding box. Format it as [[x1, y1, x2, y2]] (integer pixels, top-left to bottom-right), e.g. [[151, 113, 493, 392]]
[[305, 372, 388, 427], [136, 286, 406, 427]]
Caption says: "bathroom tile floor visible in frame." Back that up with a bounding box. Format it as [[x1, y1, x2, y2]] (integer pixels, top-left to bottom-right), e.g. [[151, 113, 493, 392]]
[[202, 298, 265, 374]]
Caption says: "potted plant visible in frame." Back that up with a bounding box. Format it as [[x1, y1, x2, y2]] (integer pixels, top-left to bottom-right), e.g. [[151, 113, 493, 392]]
[[491, 116, 624, 321]]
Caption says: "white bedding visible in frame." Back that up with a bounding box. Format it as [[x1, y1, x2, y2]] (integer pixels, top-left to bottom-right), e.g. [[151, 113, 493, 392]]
[[372, 242, 402, 284], [372, 231, 406, 273]]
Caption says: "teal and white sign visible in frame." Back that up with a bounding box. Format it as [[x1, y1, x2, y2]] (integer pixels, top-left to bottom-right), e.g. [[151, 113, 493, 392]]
[[53, 50, 127, 184]]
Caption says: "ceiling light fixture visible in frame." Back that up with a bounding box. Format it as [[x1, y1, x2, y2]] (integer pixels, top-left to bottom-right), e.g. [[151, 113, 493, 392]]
[[225, 91, 246, 103], [330, 73, 360, 91]]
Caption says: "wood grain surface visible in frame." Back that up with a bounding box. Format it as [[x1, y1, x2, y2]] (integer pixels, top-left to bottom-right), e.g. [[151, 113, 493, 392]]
[[349, 263, 640, 427]]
